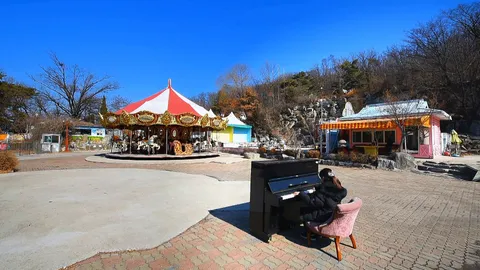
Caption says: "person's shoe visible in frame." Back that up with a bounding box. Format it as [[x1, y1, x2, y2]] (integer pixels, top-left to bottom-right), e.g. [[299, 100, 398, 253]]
[[300, 231, 316, 240]]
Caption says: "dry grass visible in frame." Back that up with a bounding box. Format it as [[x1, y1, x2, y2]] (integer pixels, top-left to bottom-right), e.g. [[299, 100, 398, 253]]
[[0, 151, 19, 172]]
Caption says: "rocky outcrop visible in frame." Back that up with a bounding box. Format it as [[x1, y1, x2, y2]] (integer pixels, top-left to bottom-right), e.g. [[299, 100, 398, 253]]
[[458, 134, 480, 154], [390, 152, 417, 170], [278, 98, 343, 147], [377, 158, 396, 170]]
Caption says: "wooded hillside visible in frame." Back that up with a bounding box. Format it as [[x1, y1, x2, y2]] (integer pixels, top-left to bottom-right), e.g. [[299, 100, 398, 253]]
[[190, 3, 480, 143]]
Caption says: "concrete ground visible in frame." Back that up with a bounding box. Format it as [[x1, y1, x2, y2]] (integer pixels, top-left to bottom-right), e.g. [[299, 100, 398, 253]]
[[0, 168, 249, 270], [6, 154, 480, 269]]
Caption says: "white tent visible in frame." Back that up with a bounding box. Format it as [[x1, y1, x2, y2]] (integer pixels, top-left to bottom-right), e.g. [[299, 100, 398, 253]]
[[224, 112, 247, 126], [214, 112, 252, 144], [207, 109, 216, 117]]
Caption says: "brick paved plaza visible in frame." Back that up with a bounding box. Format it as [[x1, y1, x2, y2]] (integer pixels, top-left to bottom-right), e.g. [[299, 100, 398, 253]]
[[18, 154, 480, 269]]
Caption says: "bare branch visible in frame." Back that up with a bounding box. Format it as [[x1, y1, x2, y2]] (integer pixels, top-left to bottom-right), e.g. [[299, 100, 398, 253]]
[[31, 53, 119, 119]]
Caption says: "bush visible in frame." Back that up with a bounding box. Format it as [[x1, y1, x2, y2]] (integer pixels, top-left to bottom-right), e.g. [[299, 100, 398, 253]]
[[336, 151, 350, 161], [350, 152, 370, 164], [258, 147, 266, 154], [307, 150, 320, 158], [349, 151, 359, 162], [0, 151, 18, 172]]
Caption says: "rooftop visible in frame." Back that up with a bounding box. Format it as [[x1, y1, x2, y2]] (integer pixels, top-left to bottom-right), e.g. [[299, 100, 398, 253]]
[[340, 99, 451, 121]]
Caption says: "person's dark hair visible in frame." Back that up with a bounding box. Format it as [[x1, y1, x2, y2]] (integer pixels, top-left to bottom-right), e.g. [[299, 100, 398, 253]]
[[319, 168, 343, 189], [319, 168, 333, 179]]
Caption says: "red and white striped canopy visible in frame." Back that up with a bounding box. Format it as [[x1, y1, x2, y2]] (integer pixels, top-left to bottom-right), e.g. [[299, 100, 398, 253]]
[[116, 79, 209, 117]]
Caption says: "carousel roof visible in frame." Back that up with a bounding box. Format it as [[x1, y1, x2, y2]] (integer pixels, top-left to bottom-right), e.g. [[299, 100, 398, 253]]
[[116, 79, 209, 117]]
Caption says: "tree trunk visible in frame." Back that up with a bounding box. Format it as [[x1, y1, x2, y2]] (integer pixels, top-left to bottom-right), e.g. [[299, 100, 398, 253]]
[[400, 127, 406, 152]]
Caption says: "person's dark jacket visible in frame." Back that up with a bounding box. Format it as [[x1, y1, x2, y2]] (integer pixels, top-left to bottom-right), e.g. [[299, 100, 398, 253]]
[[298, 180, 347, 222]]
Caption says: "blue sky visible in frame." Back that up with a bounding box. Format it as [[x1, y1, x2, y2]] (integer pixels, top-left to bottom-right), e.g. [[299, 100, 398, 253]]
[[2, 0, 470, 102]]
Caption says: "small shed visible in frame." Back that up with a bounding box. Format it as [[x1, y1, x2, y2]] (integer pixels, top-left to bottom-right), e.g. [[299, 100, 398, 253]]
[[320, 99, 451, 158], [214, 112, 252, 144]]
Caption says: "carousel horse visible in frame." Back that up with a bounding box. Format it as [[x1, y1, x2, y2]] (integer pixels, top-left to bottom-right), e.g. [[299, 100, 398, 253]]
[[134, 136, 162, 154], [136, 141, 148, 151], [148, 135, 161, 154], [149, 143, 161, 154], [120, 140, 128, 152], [173, 140, 194, 155], [114, 139, 128, 152], [194, 141, 210, 152]]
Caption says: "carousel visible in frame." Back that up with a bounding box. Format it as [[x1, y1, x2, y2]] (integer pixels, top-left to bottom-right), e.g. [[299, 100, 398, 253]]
[[100, 79, 228, 159]]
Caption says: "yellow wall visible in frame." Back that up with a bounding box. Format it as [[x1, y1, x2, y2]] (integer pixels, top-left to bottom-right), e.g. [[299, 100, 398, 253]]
[[214, 127, 233, 143]]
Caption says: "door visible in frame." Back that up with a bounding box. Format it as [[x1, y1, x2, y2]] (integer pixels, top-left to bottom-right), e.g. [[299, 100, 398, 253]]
[[406, 127, 419, 151]]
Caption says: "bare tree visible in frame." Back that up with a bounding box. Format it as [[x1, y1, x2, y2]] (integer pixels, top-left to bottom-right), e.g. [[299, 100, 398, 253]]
[[20, 115, 67, 142], [382, 91, 436, 152], [310, 55, 342, 96], [251, 62, 280, 107], [217, 64, 251, 98], [189, 92, 208, 108], [405, 3, 480, 122], [32, 53, 119, 118], [109, 95, 131, 112]]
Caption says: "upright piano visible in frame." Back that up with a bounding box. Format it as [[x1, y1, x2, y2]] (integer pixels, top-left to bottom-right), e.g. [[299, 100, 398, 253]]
[[249, 159, 320, 242]]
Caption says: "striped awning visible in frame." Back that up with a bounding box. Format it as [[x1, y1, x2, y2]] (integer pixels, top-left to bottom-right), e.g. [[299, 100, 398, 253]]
[[320, 116, 430, 130]]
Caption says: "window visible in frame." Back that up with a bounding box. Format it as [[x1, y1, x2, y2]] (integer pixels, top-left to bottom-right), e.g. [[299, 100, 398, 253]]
[[352, 130, 396, 144], [51, 135, 59, 143], [385, 130, 396, 143], [362, 131, 372, 143], [43, 135, 52, 143], [375, 131, 384, 143], [353, 131, 362, 143]]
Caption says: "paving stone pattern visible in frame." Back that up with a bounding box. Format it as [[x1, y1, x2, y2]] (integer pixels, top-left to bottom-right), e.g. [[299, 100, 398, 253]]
[[19, 155, 480, 269]]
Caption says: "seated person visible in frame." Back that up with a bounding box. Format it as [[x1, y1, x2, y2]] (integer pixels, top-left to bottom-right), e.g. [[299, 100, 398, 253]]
[[294, 168, 347, 239]]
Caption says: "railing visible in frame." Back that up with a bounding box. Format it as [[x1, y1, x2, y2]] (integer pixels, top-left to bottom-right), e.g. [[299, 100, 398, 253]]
[[1, 141, 42, 155]]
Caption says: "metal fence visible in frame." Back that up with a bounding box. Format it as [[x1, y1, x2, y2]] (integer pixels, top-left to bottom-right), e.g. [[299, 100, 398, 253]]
[[0, 141, 43, 155]]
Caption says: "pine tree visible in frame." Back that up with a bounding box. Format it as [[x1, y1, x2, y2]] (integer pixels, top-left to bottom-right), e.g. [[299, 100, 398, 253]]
[[100, 96, 108, 115]]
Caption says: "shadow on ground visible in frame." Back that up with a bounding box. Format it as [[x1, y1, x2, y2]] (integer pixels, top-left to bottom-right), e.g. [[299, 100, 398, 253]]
[[209, 202, 339, 259], [209, 202, 250, 234]]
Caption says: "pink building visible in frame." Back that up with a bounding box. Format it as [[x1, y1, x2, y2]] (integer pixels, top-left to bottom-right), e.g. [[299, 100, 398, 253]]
[[320, 99, 451, 159]]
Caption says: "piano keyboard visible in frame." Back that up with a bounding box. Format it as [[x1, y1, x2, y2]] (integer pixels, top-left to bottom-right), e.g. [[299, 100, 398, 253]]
[[280, 188, 315, 200]]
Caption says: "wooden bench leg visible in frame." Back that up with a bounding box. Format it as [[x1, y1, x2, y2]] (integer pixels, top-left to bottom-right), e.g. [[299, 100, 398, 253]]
[[349, 234, 357, 249], [335, 236, 342, 261], [307, 231, 312, 247]]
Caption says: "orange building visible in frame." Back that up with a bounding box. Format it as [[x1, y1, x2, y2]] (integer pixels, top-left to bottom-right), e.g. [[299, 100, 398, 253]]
[[320, 99, 451, 159]]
